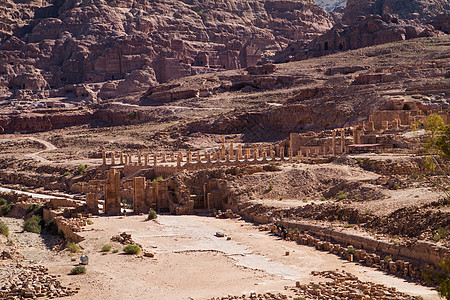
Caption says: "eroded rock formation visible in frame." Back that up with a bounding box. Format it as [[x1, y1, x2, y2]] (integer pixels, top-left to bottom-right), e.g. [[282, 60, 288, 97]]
[[0, 0, 333, 101]]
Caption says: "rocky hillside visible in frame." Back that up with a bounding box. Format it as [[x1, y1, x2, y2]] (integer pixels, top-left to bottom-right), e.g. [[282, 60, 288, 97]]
[[314, 0, 347, 12], [0, 0, 333, 101], [343, 0, 450, 23]]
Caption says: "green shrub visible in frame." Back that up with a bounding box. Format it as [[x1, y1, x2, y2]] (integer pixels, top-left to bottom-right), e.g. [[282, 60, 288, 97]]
[[63, 171, 71, 177], [75, 164, 88, 175], [337, 191, 348, 200], [0, 220, 9, 237], [434, 227, 449, 242], [102, 244, 112, 252], [26, 204, 42, 215], [69, 266, 86, 275], [0, 203, 11, 216], [0, 198, 6, 206], [123, 244, 141, 255], [127, 111, 137, 120], [268, 184, 273, 191], [112, 249, 119, 253], [23, 215, 42, 234], [320, 196, 326, 201], [67, 242, 80, 253], [346, 247, 356, 255], [147, 209, 157, 220]]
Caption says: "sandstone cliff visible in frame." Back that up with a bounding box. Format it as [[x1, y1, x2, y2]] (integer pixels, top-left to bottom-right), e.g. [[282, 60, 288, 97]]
[[343, 0, 450, 23], [0, 0, 333, 102]]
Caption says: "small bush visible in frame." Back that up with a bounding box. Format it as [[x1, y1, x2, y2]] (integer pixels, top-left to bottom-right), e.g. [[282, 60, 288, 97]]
[[67, 242, 80, 253], [0, 203, 11, 216], [0, 198, 6, 206], [0, 220, 9, 237], [268, 184, 273, 191], [86, 219, 93, 225], [26, 204, 42, 215], [346, 247, 356, 255], [102, 244, 112, 252], [70, 266, 86, 275], [112, 249, 119, 253], [320, 196, 326, 201], [147, 209, 157, 220], [63, 171, 71, 177], [23, 215, 42, 234], [337, 191, 347, 200], [75, 164, 88, 175], [123, 244, 141, 255], [434, 227, 449, 242], [279, 196, 283, 201]]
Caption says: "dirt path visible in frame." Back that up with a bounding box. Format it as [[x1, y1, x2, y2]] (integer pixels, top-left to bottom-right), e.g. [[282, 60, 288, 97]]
[[40, 215, 439, 300], [24, 137, 57, 163]]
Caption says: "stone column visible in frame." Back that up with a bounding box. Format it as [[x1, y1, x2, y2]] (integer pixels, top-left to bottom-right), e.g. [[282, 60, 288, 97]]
[[340, 129, 345, 154], [253, 149, 258, 160], [124, 155, 128, 165], [86, 193, 99, 215], [331, 131, 336, 155], [102, 150, 106, 165], [133, 177, 146, 214], [171, 153, 175, 162], [280, 147, 284, 160], [246, 149, 250, 159], [104, 169, 121, 215], [229, 142, 234, 159], [305, 149, 310, 157], [226, 153, 230, 162], [162, 153, 166, 163], [238, 145, 243, 160], [358, 120, 365, 131], [382, 121, 389, 131], [322, 146, 326, 156], [352, 128, 357, 145], [297, 150, 302, 159], [120, 152, 124, 165], [206, 153, 211, 163], [221, 135, 226, 159], [144, 154, 149, 166], [270, 150, 275, 160], [393, 119, 399, 130], [138, 152, 142, 165], [153, 154, 157, 166], [111, 152, 115, 165], [128, 154, 132, 165], [368, 121, 375, 132], [289, 148, 293, 161], [187, 151, 192, 163], [177, 154, 181, 168], [197, 150, 201, 162]]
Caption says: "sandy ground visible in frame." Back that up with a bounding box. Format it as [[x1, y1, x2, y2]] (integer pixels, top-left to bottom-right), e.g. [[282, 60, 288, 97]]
[[18, 215, 436, 300]]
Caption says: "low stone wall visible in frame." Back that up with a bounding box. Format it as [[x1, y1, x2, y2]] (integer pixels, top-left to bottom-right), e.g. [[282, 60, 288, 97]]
[[279, 220, 449, 268], [43, 209, 84, 243]]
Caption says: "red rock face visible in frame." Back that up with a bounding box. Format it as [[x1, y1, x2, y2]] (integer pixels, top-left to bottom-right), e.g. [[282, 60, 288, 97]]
[[343, 0, 450, 24], [276, 14, 439, 62], [0, 0, 333, 99]]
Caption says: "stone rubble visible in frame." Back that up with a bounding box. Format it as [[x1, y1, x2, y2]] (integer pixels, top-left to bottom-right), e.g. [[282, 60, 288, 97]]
[[293, 270, 415, 300], [0, 263, 77, 299]]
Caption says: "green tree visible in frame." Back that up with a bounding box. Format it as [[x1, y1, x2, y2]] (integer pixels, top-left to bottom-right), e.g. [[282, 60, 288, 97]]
[[414, 114, 450, 198]]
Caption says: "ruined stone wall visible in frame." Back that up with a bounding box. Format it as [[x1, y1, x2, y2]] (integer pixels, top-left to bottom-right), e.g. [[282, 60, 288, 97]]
[[43, 209, 84, 243]]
